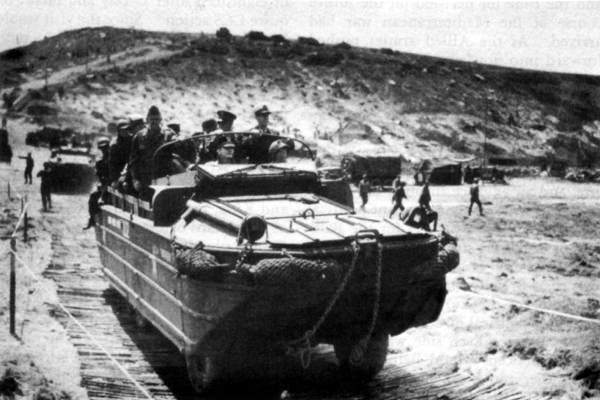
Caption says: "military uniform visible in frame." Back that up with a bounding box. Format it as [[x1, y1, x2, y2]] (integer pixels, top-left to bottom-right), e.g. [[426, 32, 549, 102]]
[[19, 153, 34, 184], [129, 123, 176, 197], [358, 176, 370, 210], [96, 152, 110, 187], [109, 134, 132, 185], [468, 180, 483, 216], [418, 183, 432, 211], [128, 106, 175, 200], [389, 182, 407, 218], [208, 111, 238, 161], [84, 138, 111, 229], [242, 105, 280, 164], [37, 165, 53, 211]]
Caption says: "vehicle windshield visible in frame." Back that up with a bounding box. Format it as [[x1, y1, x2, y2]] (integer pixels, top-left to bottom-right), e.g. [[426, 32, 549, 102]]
[[152, 132, 317, 179]]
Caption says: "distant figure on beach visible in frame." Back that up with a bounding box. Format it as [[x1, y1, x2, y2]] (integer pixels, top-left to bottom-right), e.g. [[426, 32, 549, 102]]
[[37, 163, 53, 212], [468, 178, 484, 217], [389, 180, 407, 218], [418, 181, 432, 211], [358, 174, 370, 211], [19, 152, 34, 184]]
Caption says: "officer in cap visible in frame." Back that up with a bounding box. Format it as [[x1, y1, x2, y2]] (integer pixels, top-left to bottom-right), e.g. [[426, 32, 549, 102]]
[[128, 106, 176, 199], [243, 105, 282, 164], [215, 110, 237, 133], [206, 136, 236, 165], [108, 119, 132, 185], [268, 138, 294, 163], [193, 119, 219, 163], [96, 137, 111, 186], [250, 105, 276, 134], [167, 123, 181, 135], [128, 114, 146, 135], [208, 110, 237, 160], [201, 119, 218, 134]]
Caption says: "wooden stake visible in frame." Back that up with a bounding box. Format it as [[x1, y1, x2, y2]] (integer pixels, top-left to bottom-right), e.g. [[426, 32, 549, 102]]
[[9, 238, 16, 336]]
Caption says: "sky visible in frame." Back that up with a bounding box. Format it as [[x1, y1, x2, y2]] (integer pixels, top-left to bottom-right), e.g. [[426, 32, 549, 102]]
[[2, 0, 600, 75]]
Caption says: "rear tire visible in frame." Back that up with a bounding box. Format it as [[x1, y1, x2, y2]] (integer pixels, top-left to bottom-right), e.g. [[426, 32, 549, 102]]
[[185, 351, 220, 394], [334, 332, 389, 379], [134, 310, 149, 329]]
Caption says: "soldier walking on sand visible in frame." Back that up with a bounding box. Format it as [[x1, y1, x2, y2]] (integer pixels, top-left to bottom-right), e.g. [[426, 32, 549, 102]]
[[392, 173, 402, 190], [389, 181, 407, 218], [468, 178, 484, 217], [358, 174, 370, 211], [37, 163, 53, 212], [19, 152, 34, 184], [418, 181, 432, 211]]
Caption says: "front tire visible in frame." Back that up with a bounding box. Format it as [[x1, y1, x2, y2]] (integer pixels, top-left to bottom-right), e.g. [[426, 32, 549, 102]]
[[334, 332, 389, 379]]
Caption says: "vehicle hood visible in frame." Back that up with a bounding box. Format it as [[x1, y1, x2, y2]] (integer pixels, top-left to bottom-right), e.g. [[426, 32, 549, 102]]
[[173, 193, 427, 249]]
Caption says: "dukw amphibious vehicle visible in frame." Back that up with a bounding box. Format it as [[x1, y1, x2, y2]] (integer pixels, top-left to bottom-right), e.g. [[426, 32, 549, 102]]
[[95, 132, 459, 392]]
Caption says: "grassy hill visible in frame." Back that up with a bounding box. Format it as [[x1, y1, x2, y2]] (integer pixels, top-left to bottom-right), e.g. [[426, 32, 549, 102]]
[[2, 26, 600, 168]]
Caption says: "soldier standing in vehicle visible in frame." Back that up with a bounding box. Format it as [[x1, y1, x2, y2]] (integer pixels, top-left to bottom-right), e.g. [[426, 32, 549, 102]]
[[109, 119, 132, 185], [84, 138, 110, 229], [112, 115, 144, 192], [358, 173, 370, 211], [244, 105, 279, 164], [19, 152, 34, 184], [389, 181, 407, 218], [468, 178, 484, 217], [201, 119, 218, 134], [214, 110, 236, 133], [129, 106, 175, 200]]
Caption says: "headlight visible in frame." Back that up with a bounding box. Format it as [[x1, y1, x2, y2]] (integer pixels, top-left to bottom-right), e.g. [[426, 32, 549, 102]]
[[238, 215, 267, 244]]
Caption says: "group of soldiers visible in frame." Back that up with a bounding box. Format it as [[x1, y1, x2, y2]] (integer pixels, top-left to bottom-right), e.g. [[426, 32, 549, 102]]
[[357, 172, 484, 232], [84, 104, 293, 229]]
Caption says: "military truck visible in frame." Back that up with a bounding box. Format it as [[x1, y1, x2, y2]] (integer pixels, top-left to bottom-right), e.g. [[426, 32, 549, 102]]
[[47, 147, 96, 192], [341, 155, 402, 188]]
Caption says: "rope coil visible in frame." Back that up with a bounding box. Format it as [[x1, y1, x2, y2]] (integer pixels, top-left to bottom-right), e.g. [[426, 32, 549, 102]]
[[350, 241, 383, 366], [286, 240, 362, 368]]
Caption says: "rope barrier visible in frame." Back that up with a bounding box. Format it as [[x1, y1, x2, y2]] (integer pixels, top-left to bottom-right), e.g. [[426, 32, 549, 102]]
[[455, 288, 600, 326], [10, 250, 155, 399], [11, 202, 28, 239]]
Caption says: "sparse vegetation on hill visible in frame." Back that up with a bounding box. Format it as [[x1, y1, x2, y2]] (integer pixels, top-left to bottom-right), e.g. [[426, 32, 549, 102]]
[[1, 26, 600, 169]]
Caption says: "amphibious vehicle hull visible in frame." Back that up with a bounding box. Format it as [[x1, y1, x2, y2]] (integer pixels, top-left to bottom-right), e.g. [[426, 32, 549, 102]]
[[94, 132, 459, 392], [96, 189, 454, 391]]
